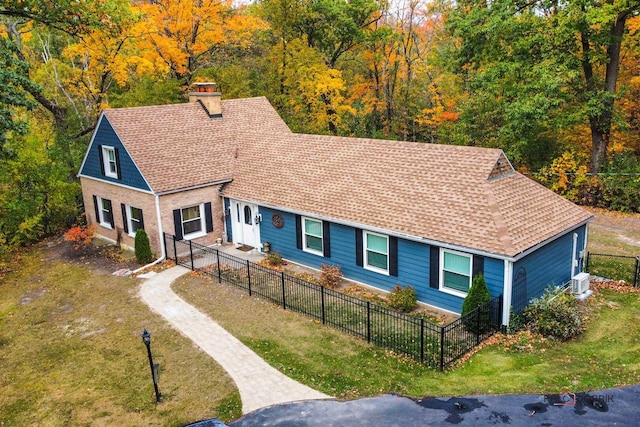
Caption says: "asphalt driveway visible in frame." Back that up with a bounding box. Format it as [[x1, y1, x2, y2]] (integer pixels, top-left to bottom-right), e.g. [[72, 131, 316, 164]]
[[227, 385, 640, 426]]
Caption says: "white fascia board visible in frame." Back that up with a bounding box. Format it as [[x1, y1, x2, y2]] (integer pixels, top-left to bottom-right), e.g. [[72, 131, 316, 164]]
[[78, 175, 154, 195]]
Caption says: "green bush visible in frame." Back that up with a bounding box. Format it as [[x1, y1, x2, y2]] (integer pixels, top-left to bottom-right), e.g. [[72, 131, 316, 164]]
[[265, 252, 283, 267], [134, 229, 154, 264], [387, 284, 417, 312], [461, 274, 492, 334], [522, 287, 584, 340], [599, 151, 640, 213], [320, 264, 343, 289]]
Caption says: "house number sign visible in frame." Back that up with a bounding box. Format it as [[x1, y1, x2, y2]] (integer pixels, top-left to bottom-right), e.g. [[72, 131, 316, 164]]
[[272, 214, 284, 228]]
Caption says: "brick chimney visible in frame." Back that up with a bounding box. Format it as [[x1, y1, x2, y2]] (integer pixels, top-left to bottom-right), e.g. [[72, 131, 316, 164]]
[[189, 82, 222, 118]]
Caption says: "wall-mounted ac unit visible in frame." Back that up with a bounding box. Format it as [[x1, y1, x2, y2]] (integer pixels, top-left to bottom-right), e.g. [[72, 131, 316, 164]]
[[571, 272, 590, 294]]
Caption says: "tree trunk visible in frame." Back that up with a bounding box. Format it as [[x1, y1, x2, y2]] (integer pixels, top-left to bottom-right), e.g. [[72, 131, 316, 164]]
[[583, 9, 630, 173]]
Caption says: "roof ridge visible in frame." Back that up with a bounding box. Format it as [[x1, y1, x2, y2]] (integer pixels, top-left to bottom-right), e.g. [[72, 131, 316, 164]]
[[482, 180, 517, 256]]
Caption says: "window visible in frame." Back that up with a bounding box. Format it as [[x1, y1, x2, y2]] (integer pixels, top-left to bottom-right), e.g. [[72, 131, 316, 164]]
[[441, 249, 472, 295], [127, 206, 143, 235], [101, 146, 119, 179], [302, 217, 323, 255], [173, 202, 212, 240], [364, 231, 389, 274], [97, 197, 113, 228], [181, 204, 205, 238], [244, 205, 252, 225]]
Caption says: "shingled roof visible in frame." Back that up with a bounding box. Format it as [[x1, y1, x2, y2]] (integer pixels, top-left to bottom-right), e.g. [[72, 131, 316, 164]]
[[222, 132, 593, 258], [102, 97, 290, 193], [99, 95, 592, 258]]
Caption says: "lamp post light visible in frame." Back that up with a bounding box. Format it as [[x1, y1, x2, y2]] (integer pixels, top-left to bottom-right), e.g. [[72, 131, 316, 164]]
[[141, 329, 161, 403]]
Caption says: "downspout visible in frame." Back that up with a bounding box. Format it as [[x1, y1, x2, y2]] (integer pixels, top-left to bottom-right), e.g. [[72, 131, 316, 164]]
[[502, 260, 513, 327], [571, 232, 578, 278], [132, 193, 166, 274], [582, 224, 589, 272]]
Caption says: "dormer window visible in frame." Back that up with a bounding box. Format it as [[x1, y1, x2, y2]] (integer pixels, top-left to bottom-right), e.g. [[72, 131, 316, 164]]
[[101, 145, 119, 179]]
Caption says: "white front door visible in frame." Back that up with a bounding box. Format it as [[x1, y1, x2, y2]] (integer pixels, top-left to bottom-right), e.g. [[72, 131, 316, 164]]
[[231, 200, 260, 248]]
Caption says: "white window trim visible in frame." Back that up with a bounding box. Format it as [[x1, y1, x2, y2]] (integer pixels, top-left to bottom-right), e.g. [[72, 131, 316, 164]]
[[363, 230, 389, 275], [439, 248, 473, 298], [302, 217, 324, 256], [181, 203, 206, 240], [102, 146, 118, 179], [97, 196, 113, 229], [126, 205, 143, 237]]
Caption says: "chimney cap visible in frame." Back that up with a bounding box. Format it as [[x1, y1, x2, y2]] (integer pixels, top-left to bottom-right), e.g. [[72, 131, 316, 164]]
[[191, 82, 221, 93]]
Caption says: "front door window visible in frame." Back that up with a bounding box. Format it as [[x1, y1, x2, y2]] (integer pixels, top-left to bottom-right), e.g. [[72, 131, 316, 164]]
[[244, 205, 252, 225]]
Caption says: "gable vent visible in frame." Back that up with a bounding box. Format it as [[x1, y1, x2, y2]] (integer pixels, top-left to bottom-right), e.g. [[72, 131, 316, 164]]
[[488, 153, 515, 180]]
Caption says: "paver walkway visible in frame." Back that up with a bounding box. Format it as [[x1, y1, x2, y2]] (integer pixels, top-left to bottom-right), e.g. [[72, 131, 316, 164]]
[[139, 265, 330, 415]]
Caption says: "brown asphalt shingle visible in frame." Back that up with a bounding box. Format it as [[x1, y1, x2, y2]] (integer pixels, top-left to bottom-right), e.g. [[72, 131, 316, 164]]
[[103, 96, 592, 258], [103, 97, 290, 193], [222, 132, 593, 258]]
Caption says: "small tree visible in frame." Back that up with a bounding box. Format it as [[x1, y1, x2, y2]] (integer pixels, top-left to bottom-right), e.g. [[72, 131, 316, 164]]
[[134, 229, 154, 264], [461, 274, 492, 334]]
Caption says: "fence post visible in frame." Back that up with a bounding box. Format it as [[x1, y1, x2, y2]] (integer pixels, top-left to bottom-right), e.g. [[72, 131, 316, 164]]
[[189, 240, 194, 270], [586, 252, 590, 272], [321, 286, 326, 324], [216, 250, 221, 284], [366, 302, 371, 343], [439, 326, 445, 371], [635, 257, 639, 288], [420, 318, 424, 363], [281, 271, 286, 310], [476, 306, 481, 346], [246, 260, 252, 296], [172, 235, 177, 264]]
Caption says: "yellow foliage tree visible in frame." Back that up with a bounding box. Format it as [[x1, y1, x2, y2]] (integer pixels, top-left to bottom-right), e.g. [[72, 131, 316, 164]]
[[131, 0, 267, 83]]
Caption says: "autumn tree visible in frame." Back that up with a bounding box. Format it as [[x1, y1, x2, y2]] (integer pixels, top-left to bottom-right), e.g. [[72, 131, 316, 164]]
[[132, 0, 267, 85], [446, 0, 640, 172]]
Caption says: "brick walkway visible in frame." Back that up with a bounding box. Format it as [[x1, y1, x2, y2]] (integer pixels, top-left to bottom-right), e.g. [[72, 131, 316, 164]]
[[138, 265, 330, 415]]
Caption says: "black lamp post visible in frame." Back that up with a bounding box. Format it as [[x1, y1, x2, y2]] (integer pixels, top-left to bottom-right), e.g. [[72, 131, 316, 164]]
[[141, 329, 161, 403]]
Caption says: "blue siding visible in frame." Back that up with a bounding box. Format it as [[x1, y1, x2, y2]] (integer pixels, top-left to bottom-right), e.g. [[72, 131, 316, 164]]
[[259, 206, 505, 314], [513, 225, 587, 304], [80, 116, 150, 191], [224, 198, 232, 242]]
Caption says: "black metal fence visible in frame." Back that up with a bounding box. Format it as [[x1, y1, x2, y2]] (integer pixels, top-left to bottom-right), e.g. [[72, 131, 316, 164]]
[[164, 233, 503, 370], [586, 252, 640, 287]]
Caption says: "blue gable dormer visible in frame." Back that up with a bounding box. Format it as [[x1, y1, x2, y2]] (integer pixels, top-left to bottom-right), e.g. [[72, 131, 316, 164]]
[[79, 115, 151, 192]]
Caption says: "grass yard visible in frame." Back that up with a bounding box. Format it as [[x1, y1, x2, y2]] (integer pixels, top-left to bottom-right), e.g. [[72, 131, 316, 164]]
[[585, 207, 640, 284], [173, 274, 640, 399], [0, 208, 638, 426], [0, 239, 242, 426]]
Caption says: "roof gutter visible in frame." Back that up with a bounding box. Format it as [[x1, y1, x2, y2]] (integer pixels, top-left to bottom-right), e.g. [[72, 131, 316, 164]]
[[156, 178, 233, 196], [227, 198, 509, 260], [132, 192, 166, 274]]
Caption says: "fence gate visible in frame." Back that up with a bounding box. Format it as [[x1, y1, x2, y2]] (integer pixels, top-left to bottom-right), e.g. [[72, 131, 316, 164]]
[[511, 267, 528, 312]]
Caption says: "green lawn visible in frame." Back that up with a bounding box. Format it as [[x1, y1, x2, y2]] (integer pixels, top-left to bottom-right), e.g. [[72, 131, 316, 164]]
[[0, 244, 241, 426], [1, 209, 639, 426], [173, 274, 640, 399]]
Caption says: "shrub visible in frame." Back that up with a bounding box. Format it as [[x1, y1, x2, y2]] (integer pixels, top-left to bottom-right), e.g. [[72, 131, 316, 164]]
[[265, 252, 283, 267], [461, 274, 492, 334], [134, 229, 154, 264], [506, 307, 526, 335], [320, 264, 342, 289], [522, 287, 584, 340], [387, 284, 417, 312], [64, 224, 96, 248]]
